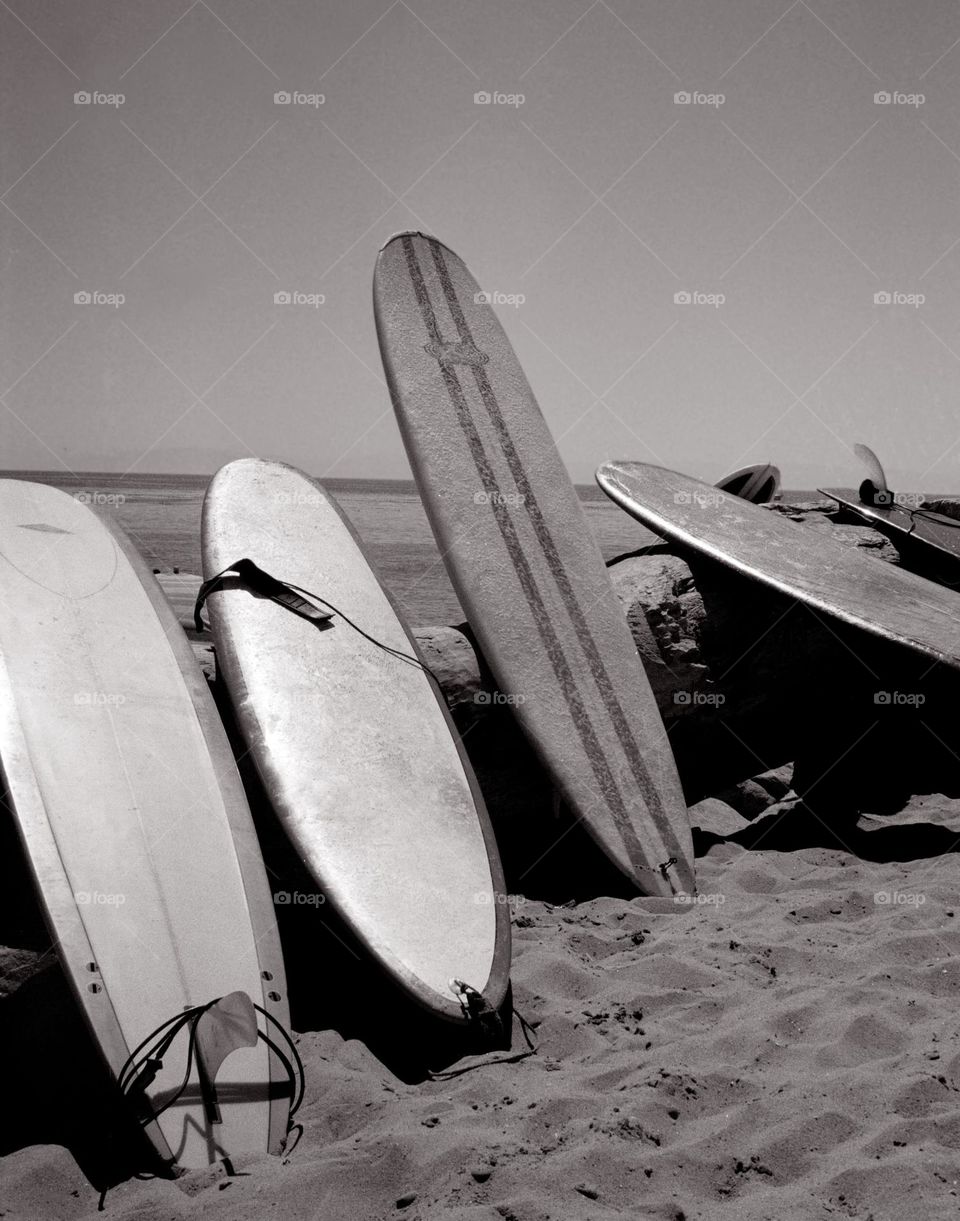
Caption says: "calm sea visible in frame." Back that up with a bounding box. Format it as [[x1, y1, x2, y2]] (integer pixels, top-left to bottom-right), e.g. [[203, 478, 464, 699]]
[[1, 471, 819, 626]]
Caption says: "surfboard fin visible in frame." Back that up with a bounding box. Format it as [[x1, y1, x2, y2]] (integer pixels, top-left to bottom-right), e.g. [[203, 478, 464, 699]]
[[194, 990, 259, 1126], [853, 443, 894, 507]]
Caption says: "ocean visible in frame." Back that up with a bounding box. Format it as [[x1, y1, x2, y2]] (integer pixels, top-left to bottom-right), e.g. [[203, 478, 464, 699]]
[[3, 471, 691, 627]]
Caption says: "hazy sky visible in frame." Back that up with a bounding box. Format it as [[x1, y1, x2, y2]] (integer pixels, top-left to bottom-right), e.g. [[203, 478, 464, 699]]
[[3, 1, 960, 489]]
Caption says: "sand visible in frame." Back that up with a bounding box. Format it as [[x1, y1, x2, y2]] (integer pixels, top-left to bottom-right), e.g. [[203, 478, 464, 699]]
[[4, 785, 960, 1221], [3, 497, 960, 1218]]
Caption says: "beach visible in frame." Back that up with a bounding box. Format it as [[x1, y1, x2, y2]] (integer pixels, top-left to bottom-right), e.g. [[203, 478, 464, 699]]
[[7, 803, 960, 1220], [2, 473, 960, 1221]]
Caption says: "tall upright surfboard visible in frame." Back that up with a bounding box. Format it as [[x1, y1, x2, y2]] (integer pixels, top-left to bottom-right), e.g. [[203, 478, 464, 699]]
[[597, 461, 960, 668], [373, 232, 695, 897], [0, 480, 292, 1171], [201, 459, 510, 1024]]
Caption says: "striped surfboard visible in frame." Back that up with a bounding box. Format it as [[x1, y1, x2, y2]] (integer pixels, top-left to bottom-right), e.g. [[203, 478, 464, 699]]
[[373, 232, 695, 897]]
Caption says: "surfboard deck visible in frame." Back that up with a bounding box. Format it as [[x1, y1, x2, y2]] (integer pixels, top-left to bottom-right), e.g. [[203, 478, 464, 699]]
[[597, 462, 960, 669], [820, 488, 960, 587], [717, 464, 781, 504], [373, 232, 695, 898], [201, 459, 510, 1024], [0, 480, 291, 1171]]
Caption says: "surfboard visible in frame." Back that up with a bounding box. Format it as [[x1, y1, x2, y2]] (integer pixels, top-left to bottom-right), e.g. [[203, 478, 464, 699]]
[[596, 462, 960, 669], [200, 459, 510, 1024], [716, 463, 781, 504], [0, 480, 292, 1171], [373, 232, 695, 898], [820, 488, 960, 588]]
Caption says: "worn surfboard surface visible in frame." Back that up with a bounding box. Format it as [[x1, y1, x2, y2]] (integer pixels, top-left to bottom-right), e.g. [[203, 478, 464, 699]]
[[598, 462, 960, 669], [0, 480, 291, 1170], [717, 463, 781, 504], [373, 232, 695, 897], [820, 488, 960, 588], [201, 459, 510, 1023]]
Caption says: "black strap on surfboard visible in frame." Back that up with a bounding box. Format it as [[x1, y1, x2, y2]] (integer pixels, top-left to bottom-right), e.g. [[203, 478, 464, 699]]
[[427, 981, 538, 1080], [100, 996, 304, 1206], [194, 557, 444, 688], [194, 558, 335, 632], [117, 992, 304, 1135], [856, 486, 960, 540]]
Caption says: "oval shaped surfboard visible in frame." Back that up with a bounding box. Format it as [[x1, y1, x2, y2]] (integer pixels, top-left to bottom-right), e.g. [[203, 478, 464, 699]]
[[373, 232, 695, 897], [597, 461, 960, 668], [0, 480, 291, 1171], [201, 459, 510, 1023]]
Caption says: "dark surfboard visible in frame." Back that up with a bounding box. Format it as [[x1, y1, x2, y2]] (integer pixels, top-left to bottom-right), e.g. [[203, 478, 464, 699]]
[[820, 488, 960, 589]]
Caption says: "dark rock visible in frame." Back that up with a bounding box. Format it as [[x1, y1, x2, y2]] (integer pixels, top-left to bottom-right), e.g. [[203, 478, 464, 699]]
[[923, 498, 960, 520], [751, 765, 794, 801], [713, 779, 782, 820], [0, 946, 52, 998], [413, 625, 485, 727]]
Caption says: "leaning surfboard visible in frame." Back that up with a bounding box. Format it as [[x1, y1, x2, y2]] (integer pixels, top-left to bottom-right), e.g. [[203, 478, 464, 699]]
[[597, 461, 960, 669], [200, 459, 510, 1024], [373, 232, 695, 897], [0, 480, 293, 1171]]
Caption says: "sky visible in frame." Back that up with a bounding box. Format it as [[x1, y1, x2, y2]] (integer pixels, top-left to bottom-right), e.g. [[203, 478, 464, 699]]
[[3, 0, 960, 490]]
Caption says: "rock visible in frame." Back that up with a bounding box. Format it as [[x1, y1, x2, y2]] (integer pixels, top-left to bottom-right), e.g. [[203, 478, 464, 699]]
[[413, 625, 485, 726], [751, 765, 794, 801], [0, 946, 51, 998], [797, 515, 899, 561], [713, 779, 782, 820], [607, 553, 709, 712], [765, 500, 835, 516], [923, 498, 960, 520], [687, 798, 751, 837]]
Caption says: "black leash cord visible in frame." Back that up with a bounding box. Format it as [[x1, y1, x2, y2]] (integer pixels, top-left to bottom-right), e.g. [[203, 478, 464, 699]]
[[195, 559, 444, 691], [118, 998, 304, 1125], [282, 577, 444, 689], [253, 1002, 306, 1116]]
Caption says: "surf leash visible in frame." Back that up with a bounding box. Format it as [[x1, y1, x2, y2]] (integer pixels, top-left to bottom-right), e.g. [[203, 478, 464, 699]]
[[427, 982, 538, 1080], [117, 995, 305, 1140], [195, 558, 334, 631], [194, 558, 444, 689], [657, 856, 682, 894], [450, 979, 505, 1043], [855, 487, 960, 537]]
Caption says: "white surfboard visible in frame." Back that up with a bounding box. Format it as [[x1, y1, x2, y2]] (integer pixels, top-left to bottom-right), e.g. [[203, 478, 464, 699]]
[[0, 480, 292, 1170], [201, 459, 510, 1024]]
